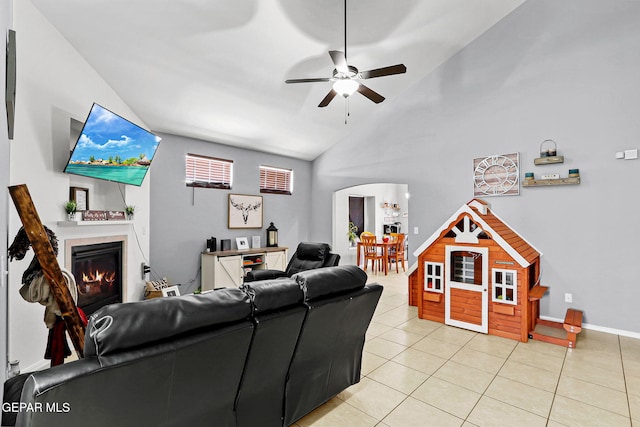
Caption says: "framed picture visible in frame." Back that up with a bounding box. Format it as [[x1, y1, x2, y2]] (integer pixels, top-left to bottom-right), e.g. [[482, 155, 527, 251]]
[[251, 236, 261, 249], [473, 153, 520, 197], [228, 194, 263, 229], [162, 285, 180, 297], [236, 237, 249, 250], [70, 186, 89, 211]]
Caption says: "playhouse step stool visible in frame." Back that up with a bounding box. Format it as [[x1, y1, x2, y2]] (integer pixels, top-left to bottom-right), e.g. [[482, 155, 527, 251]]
[[530, 308, 583, 348]]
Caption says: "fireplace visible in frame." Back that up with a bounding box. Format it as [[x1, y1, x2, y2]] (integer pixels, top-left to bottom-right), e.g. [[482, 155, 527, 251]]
[[70, 241, 123, 315]]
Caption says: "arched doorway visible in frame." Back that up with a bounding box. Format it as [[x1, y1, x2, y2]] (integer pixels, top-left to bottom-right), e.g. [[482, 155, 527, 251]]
[[332, 183, 409, 265]]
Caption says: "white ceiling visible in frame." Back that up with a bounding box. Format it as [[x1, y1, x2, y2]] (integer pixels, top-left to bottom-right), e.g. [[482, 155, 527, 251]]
[[31, 0, 525, 160]]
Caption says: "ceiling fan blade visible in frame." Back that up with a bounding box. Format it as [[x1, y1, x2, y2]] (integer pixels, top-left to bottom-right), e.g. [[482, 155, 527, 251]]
[[360, 64, 407, 79], [357, 84, 385, 104], [318, 89, 338, 108], [285, 77, 332, 84], [329, 51, 349, 74]]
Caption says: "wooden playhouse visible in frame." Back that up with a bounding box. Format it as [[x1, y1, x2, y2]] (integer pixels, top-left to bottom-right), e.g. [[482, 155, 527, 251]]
[[408, 199, 582, 346]]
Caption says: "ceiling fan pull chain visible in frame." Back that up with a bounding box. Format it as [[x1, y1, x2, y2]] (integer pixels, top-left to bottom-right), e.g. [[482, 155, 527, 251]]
[[344, 99, 348, 124]]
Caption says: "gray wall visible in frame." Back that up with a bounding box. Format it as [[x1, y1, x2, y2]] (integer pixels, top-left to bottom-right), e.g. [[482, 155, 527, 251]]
[[310, 0, 640, 333], [150, 133, 312, 293]]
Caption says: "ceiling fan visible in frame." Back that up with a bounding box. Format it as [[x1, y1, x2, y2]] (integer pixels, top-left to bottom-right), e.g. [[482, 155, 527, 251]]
[[285, 0, 407, 108]]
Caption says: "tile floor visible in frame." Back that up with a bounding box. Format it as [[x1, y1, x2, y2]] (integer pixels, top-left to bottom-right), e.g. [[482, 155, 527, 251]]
[[292, 270, 640, 427]]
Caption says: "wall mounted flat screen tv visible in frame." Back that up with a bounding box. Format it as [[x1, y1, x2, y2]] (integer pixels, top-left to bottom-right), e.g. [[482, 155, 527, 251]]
[[64, 103, 161, 186]]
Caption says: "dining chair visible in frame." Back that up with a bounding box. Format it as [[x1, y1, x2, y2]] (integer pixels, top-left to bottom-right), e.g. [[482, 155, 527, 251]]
[[388, 233, 406, 273], [361, 234, 383, 273]]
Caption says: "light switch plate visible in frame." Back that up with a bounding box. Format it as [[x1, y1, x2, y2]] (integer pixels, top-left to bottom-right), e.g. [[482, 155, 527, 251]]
[[624, 149, 638, 159]]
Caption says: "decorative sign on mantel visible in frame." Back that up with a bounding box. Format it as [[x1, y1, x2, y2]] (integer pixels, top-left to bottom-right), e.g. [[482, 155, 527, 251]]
[[78, 210, 129, 221], [82, 210, 108, 221], [108, 211, 126, 220]]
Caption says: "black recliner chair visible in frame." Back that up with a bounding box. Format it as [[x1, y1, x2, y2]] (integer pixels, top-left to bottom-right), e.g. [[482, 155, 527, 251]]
[[244, 242, 340, 282]]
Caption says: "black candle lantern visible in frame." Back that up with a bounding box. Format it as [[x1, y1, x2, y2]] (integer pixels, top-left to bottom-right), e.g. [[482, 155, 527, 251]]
[[266, 222, 278, 247]]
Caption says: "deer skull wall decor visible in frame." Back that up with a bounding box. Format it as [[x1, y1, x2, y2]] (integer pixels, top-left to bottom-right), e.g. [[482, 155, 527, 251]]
[[228, 194, 264, 229]]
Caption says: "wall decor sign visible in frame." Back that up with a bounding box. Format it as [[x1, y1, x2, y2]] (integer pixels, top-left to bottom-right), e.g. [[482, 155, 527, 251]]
[[107, 211, 126, 220], [82, 210, 108, 221], [228, 194, 263, 229], [473, 152, 520, 197]]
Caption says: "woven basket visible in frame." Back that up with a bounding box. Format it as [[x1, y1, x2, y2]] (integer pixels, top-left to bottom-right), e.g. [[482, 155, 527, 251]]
[[144, 278, 170, 299], [144, 289, 163, 300]]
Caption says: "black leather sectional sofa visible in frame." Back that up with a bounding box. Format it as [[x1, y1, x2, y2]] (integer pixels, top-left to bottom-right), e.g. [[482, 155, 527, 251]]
[[8, 265, 383, 427]]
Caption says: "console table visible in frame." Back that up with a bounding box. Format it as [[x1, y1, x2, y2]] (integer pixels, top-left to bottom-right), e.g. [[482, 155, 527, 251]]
[[201, 246, 288, 290]]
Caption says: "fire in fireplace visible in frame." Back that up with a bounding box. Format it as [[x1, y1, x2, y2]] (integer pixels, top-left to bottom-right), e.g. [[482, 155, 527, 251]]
[[71, 241, 123, 315]]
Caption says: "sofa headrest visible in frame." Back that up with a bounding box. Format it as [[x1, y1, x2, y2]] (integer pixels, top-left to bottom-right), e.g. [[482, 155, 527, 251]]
[[293, 265, 367, 302], [242, 278, 303, 315], [295, 242, 331, 261], [84, 288, 251, 357]]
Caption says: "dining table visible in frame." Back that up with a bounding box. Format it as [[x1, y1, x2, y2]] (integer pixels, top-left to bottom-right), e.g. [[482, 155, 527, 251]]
[[356, 239, 397, 275]]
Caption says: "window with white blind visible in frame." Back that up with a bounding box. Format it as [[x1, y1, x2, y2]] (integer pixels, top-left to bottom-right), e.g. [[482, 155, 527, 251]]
[[260, 165, 293, 195], [185, 153, 233, 189]]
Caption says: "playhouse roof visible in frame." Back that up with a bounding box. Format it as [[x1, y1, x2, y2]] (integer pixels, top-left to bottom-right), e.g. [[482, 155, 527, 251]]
[[412, 199, 541, 268]]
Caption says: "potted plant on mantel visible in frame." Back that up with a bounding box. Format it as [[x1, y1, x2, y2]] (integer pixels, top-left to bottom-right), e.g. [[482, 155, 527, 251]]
[[125, 205, 135, 220], [64, 200, 77, 221]]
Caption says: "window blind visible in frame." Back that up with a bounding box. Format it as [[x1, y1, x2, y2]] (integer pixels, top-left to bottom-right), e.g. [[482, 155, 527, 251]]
[[260, 165, 292, 195], [186, 154, 233, 189]]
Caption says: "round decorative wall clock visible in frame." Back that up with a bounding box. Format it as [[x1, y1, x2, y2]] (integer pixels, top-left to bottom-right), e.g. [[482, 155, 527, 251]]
[[473, 153, 520, 196]]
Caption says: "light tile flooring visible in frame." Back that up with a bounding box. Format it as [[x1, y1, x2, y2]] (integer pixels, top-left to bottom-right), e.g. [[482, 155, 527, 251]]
[[293, 270, 640, 427]]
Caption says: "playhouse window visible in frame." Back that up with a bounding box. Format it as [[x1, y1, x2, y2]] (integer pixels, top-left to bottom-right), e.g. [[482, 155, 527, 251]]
[[451, 252, 481, 284], [424, 262, 444, 293], [493, 269, 517, 305]]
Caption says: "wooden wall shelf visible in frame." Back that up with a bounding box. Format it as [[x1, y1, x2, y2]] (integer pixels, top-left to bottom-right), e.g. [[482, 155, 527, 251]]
[[522, 177, 580, 187], [534, 156, 564, 165]]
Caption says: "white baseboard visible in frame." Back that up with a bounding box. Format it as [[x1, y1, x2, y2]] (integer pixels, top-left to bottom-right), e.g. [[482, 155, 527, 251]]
[[539, 315, 640, 340]]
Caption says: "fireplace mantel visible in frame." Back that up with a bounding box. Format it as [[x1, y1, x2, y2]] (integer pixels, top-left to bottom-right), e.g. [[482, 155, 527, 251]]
[[57, 220, 133, 227]]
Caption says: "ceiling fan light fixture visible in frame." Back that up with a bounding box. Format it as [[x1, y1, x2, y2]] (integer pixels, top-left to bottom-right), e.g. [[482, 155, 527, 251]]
[[332, 78, 359, 97], [285, 0, 406, 109]]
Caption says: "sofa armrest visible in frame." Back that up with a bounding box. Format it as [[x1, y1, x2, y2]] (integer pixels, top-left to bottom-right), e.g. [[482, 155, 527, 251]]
[[244, 269, 288, 282], [323, 253, 341, 267]]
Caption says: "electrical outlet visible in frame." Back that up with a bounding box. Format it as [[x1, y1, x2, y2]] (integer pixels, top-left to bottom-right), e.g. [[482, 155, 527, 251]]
[[141, 263, 151, 279], [564, 293, 572, 303], [413, 227, 419, 234]]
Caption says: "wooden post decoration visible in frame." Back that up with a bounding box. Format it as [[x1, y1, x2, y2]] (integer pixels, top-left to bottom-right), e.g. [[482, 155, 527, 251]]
[[8, 184, 85, 356]]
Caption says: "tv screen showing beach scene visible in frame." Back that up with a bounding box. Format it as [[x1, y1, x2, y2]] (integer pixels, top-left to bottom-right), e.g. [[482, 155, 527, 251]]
[[64, 103, 161, 186]]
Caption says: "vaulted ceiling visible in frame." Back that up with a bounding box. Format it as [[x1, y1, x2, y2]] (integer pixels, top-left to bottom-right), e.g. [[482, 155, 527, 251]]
[[32, 0, 525, 160]]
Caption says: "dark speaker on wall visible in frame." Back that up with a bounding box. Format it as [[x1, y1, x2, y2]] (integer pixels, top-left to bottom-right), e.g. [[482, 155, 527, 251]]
[[5, 29, 16, 140]]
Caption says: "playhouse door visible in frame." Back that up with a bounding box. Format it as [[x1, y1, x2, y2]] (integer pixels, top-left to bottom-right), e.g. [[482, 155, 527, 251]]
[[445, 246, 488, 333]]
